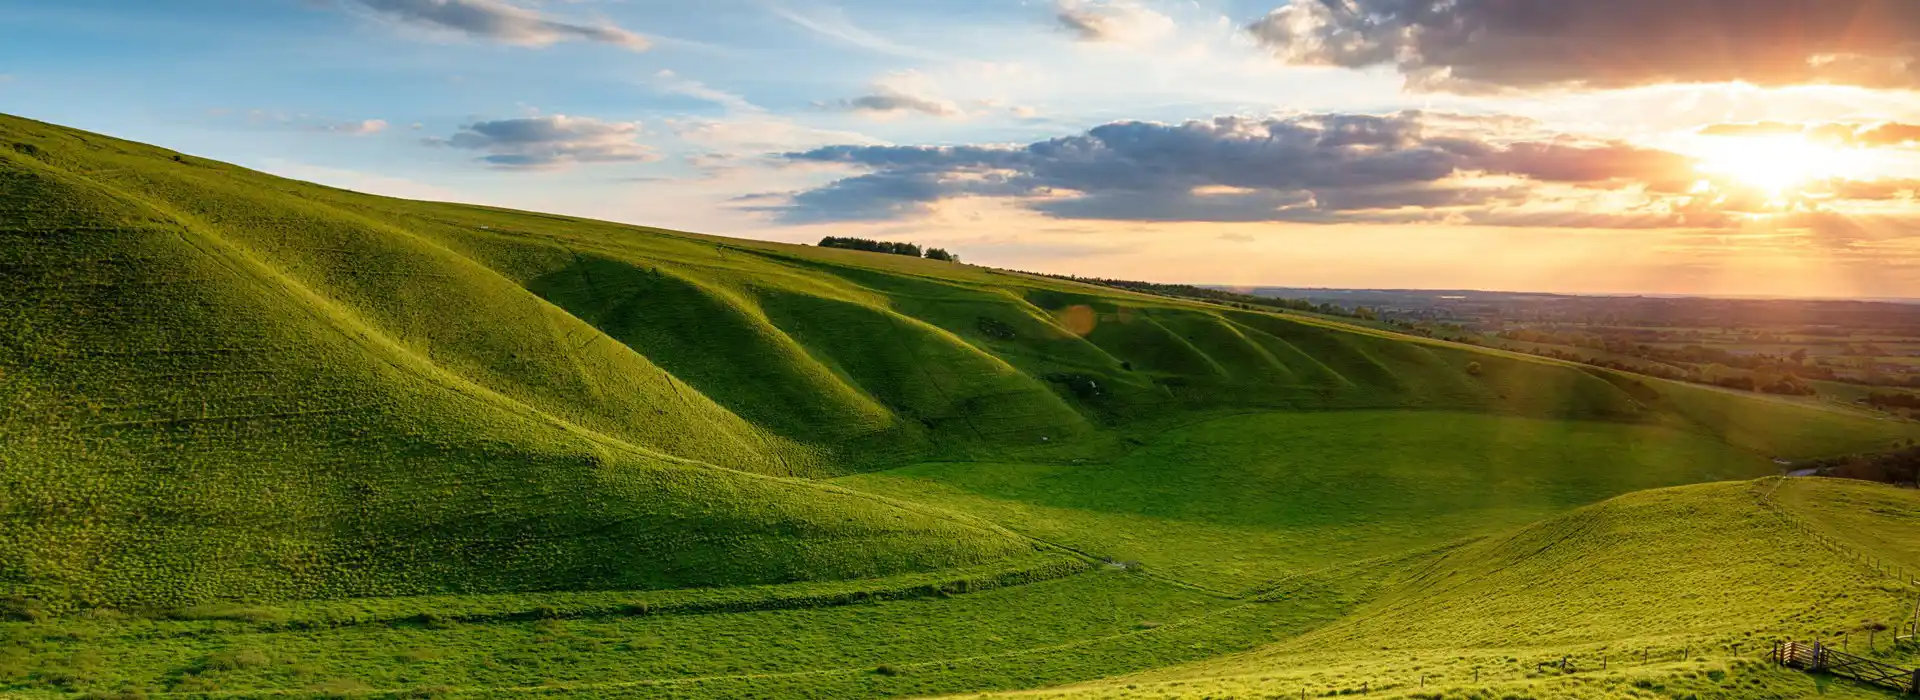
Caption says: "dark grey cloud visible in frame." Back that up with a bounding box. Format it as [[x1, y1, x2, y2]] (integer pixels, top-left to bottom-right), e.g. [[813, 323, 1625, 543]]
[[762, 112, 1700, 224], [430, 115, 657, 169], [1248, 0, 1920, 92], [346, 0, 648, 49]]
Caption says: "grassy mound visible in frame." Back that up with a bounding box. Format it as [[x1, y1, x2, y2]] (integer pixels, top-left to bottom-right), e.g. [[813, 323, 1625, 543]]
[[1015, 479, 1920, 699]]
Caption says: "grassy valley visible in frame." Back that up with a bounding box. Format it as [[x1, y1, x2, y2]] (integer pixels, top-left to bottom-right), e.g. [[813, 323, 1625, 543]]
[[4, 112, 1920, 699]]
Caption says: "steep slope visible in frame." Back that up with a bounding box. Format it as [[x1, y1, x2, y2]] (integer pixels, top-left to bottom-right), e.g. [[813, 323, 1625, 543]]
[[3, 112, 1917, 612], [0, 118, 1040, 609]]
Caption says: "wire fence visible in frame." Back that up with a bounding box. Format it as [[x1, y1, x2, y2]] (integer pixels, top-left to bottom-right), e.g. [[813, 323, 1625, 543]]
[[1749, 477, 1920, 590]]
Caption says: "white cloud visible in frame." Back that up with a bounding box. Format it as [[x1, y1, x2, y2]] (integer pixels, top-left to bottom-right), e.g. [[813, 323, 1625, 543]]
[[767, 3, 950, 61], [319, 119, 390, 135], [646, 70, 881, 155], [1054, 0, 1175, 44], [431, 115, 658, 169]]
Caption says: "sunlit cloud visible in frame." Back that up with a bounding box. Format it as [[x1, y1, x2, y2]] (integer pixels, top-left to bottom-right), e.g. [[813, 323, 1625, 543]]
[[1054, 0, 1175, 44]]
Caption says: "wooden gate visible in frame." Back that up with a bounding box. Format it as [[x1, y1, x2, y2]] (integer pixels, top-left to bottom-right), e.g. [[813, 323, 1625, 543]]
[[1774, 640, 1920, 695]]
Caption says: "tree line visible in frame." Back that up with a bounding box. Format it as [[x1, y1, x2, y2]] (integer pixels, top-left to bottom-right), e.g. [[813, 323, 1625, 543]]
[[817, 237, 960, 263]]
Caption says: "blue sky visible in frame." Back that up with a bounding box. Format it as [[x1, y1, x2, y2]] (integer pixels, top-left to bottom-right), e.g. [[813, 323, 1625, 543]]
[[7, 0, 1920, 297]]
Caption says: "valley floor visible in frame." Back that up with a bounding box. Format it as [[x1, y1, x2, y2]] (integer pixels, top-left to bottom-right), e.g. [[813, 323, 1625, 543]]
[[6, 413, 1919, 700]]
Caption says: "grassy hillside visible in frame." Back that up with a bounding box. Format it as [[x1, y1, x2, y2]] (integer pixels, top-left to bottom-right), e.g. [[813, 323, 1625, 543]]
[[5, 112, 1920, 699], [0, 115, 1051, 609], [999, 479, 1920, 699]]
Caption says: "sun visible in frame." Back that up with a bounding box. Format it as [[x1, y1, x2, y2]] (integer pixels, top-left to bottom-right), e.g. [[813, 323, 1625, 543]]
[[1690, 134, 1871, 196]]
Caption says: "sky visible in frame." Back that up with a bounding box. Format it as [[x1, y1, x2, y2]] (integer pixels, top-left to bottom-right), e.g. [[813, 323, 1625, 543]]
[[6, 0, 1920, 298]]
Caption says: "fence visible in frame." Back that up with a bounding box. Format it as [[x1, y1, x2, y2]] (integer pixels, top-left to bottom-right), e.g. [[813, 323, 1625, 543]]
[[1749, 478, 1920, 589], [1774, 640, 1920, 695]]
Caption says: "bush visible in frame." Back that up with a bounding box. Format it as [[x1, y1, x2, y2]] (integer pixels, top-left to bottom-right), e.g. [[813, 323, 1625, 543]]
[[1044, 373, 1106, 400], [976, 317, 1017, 340], [1466, 361, 1484, 377], [874, 664, 904, 676]]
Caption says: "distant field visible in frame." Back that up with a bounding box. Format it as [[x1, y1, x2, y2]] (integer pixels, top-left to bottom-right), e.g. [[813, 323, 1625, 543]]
[[5, 113, 1920, 699]]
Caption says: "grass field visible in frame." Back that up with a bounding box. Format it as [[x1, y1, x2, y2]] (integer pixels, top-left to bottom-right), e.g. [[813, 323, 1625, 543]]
[[841, 411, 1779, 591], [5, 112, 1920, 699]]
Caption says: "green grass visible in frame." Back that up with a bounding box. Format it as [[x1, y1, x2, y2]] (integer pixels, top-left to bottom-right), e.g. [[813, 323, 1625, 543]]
[[6, 113, 1920, 699], [841, 411, 1781, 592], [1007, 479, 1920, 699]]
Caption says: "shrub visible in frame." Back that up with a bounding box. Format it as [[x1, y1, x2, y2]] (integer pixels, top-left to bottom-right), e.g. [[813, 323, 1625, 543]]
[[874, 664, 904, 676], [1466, 361, 1484, 377], [1043, 373, 1106, 400], [976, 317, 1017, 340], [412, 612, 456, 629]]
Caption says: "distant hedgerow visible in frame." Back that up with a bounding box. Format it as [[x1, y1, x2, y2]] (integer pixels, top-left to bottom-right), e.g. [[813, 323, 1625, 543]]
[[818, 236, 922, 257]]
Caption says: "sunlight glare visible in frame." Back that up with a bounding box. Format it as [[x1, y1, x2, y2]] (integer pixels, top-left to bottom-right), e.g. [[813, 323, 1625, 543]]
[[1691, 134, 1871, 196]]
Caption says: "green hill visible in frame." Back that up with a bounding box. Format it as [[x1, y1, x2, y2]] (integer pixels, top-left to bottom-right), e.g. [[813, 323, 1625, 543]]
[[3, 111, 1916, 608], [4, 113, 1920, 699], [997, 478, 1920, 699]]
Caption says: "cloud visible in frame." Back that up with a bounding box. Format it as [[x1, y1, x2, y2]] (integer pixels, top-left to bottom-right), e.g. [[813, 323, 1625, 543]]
[[761, 112, 1707, 224], [767, 4, 948, 61], [1054, 0, 1175, 43], [1698, 120, 1920, 147], [831, 72, 964, 118], [842, 90, 962, 117], [220, 110, 390, 136], [344, 0, 648, 49], [648, 71, 881, 156], [1246, 0, 1920, 92], [430, 115, 657, 169], [651, 69, 757, 113], [317, 119, 390, 135]]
